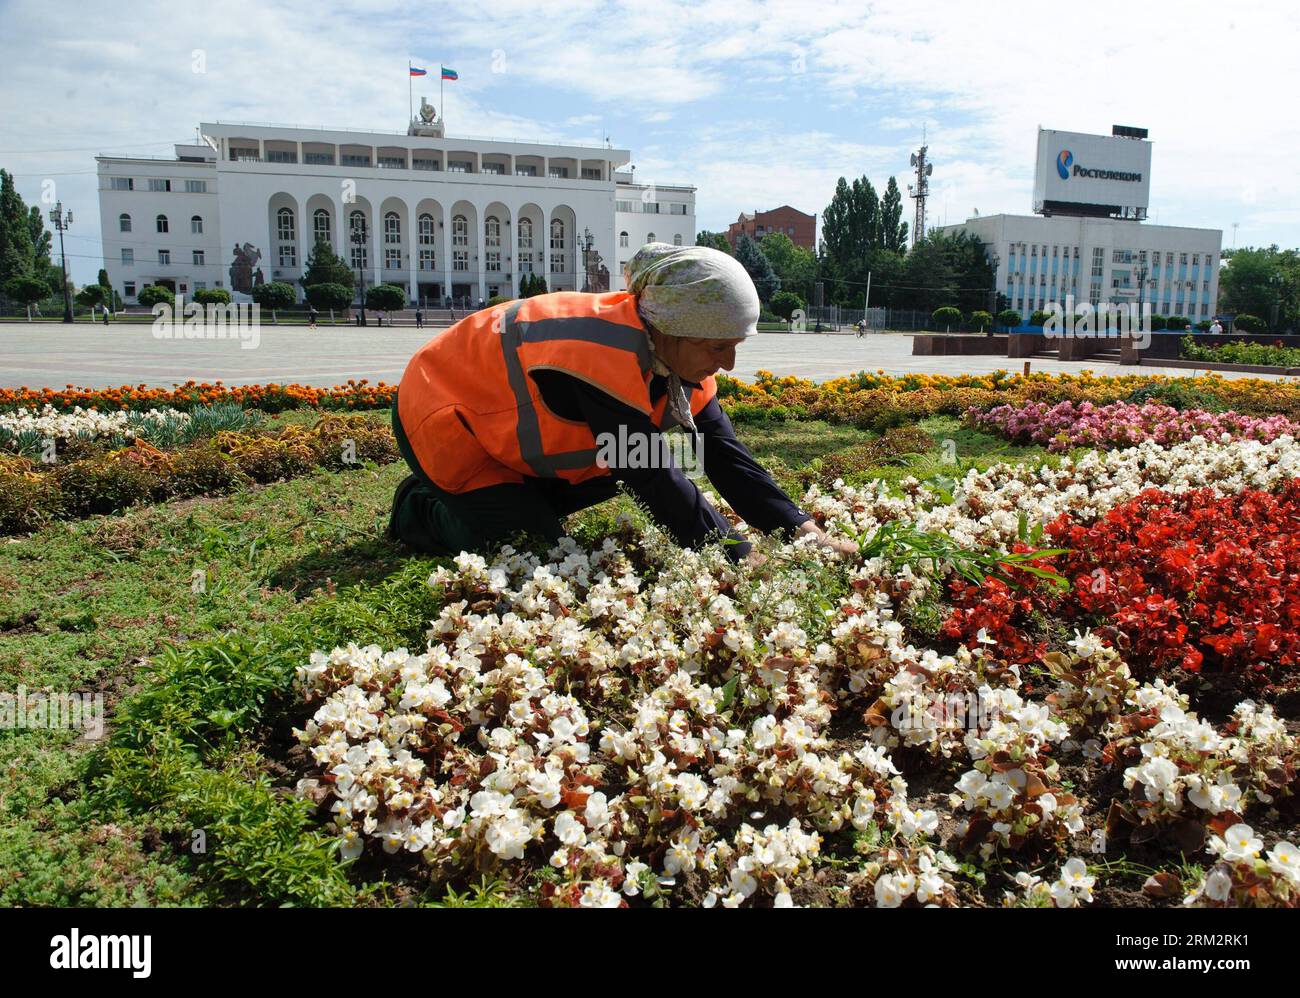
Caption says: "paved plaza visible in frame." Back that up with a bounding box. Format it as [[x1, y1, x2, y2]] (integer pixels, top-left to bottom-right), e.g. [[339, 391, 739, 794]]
[[0, 324, 1291, 389]]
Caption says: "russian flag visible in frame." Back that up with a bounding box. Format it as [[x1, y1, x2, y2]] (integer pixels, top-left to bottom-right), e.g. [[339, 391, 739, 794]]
[[409, 66, 427, 76], [441, 66, 458, 80]]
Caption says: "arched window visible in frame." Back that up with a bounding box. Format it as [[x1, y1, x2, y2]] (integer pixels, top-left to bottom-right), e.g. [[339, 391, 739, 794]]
[[619, 230, 628, 248], [673, 233, 682, 246], [313, 208, 331, 245], [156, 214, 168, 234], [349, 211, 368, 270], [452, 215, 468, 246], [518, 217, 533, 250], [485, 216, 501, 247], [277, 207, 295, 242], [550, 219, 565, 251], [646, 232, 655, 243], [384, 211, 401, 244], [418, 213, 435, 245], [191, 215, 203, 235], [119, 213, 131, 233], [349, 210, 366, 237]]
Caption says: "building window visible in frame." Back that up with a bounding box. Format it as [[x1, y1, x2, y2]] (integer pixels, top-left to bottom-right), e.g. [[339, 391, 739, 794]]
[[314, 208, 331, 245], [384, 247, 401, 269], [1166, 253, 1174, 266], [452, 215, 468, 247], [518, 218, 533, 250], [413, 157, 440, 171], [267, 150, 298, 164], [156, 214, 169, 234], [673, 234, 682, 246], [193, 250, 205, 266], [515, 165, 537, 177], [384, 212, 401, 244], [550, 220, 566, 271], [119, 213, 131, 232], [619, 230, 628, 248], [482, 163, 504, 175], [124, 281, 135, 297], [1192, 253, 1200, 265], [277, 207, 295, 243], [646, 232, 655, 243], [305, 151, 335, 166], [148, 178, 171, 192], [453, 249, 468, 272], [230, 147, 260, 162], [418, 214, 435, 246], [191, 215, 203, 235], [548, 166, 569, 178], [486, 250, 501, 272], [485, 216, 501, 249], [1179, 253, 1188, 265], [447, 161, 472, 173], [581, 167, 601, 180], [158, 249, 170, 265], [185, 180, 207, 194], [110, 177, 133, 191], [378, 156, 406, 170], [279, 244, 297, 267], [341, 153, 371, 168], [419, 249, 435, 271], [121, 248, 133, 265]]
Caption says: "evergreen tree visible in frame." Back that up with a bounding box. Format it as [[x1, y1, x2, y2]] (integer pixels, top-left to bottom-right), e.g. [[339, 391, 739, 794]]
[[734, 233, 780, 302], [301, 238, 355, 288], [695, 230, 732, 254], [0, 169, 36, 289], [881, 177, 907, 253], [28, 205, 51, 270]]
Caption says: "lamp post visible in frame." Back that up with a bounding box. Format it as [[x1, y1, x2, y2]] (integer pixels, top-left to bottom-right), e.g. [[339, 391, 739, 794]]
[[48, 201, 73, 323], [351, 221, 368, 326]]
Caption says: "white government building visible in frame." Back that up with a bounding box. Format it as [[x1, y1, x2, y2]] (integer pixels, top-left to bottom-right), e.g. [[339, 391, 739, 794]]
[[96, 110, 696, 307], [938, 127, 1222, 321]]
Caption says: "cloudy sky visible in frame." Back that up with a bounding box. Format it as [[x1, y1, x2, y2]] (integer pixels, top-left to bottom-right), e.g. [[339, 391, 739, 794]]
[[1, 0, 1295, 283]]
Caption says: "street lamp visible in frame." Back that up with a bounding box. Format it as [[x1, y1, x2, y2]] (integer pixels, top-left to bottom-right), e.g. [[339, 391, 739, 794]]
[[351, 221, 368, 327], [48, 201, 74, 323]]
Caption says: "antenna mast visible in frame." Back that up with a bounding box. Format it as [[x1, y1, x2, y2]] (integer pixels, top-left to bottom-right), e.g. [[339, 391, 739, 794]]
[[907, 133, 933, 247]]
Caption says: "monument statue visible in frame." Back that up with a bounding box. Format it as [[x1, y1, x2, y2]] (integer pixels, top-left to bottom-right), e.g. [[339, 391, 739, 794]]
[[228, 243, 265, 295]]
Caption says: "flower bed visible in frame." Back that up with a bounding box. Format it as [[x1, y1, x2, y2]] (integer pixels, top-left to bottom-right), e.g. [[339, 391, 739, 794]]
[[0, 413, 398, 534], [945, 482, 1300, 681], [0, 379, 396, 414], [1182, 336, 1300, 369], [290, 431, 1300, 907], [965, 400, 1300, 452]]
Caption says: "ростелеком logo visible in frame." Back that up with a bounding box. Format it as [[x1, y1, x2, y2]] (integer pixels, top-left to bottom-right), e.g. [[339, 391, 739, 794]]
[[1057, 149, 1073, 180]]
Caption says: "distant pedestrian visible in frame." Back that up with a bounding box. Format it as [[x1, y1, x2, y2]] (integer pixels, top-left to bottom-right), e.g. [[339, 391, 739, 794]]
[[101, 307, 110, 325], [1209, 319, 1223, 335], [415, 307, 424, 328], [308, 305, 318, 328]]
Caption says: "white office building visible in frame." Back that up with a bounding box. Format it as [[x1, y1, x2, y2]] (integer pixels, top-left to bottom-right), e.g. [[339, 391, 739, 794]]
[[96, 114, 695, 306], [938, 127, 1222, 321]]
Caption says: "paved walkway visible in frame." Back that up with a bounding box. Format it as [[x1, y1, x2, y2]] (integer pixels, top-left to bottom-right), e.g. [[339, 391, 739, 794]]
[[0, 324, 1291, 389]]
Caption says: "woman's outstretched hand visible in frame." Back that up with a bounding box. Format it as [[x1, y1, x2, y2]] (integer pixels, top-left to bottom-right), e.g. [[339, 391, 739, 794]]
[[795, 519, 858, 558]]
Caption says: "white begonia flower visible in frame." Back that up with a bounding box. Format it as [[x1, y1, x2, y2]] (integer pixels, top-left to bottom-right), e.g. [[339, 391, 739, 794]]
[[580, 881, 622, 908], [1204, 868, 1233, 902], [1216, 823, 1263, 862], [874, 875, 903, 908], [1267, 842, 1300, 883], [554, 811, 586, 847]]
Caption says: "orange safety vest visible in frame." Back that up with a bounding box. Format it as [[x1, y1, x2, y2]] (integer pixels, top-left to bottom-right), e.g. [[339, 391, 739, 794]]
[[398, 291, 717, 493]]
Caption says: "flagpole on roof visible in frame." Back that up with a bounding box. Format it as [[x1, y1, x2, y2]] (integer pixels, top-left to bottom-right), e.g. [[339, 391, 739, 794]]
[[408, 61, 413, 125]]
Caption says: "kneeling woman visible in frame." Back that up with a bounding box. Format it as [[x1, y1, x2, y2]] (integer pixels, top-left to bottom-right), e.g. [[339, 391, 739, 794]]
[[389, 243, 853, 564]]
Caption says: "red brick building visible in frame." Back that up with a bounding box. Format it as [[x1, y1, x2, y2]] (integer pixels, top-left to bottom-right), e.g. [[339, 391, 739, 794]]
[[726, 205, 817, 251]]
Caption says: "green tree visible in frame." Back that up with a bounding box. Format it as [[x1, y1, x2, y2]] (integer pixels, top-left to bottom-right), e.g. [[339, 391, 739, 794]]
[[4, 274, 48, 320], [932, 306, 962, 330], [769, 290, 805, 326], [304, 282, 351, 320], [759, 232, 816, 302], [76, 284, 109, 311], [28, 205, 51, 271], [733, 233, 780, 302], [880, 177, 908, 253], [250, 280, 297, 322], [0, 169, 37, 289], [365, 283, 406, 323], [136, 284, 175, 308], [300, 238, 355, 288], [193, 287, 234, 306], [899, 236, 957, 313], [970, 309, 994, 333], [1218, 246, 1298, 330], [695, 230, 732, 254], [1232, 313, 1266, 332], [997, 309, 1022, 329]]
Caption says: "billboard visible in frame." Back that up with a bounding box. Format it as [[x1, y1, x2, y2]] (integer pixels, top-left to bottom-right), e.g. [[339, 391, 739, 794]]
[[1032, 128, 1152, 219]]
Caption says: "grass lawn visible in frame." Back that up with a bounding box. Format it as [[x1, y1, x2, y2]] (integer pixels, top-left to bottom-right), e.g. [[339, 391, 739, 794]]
[[0, 413, 1055, 906]]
